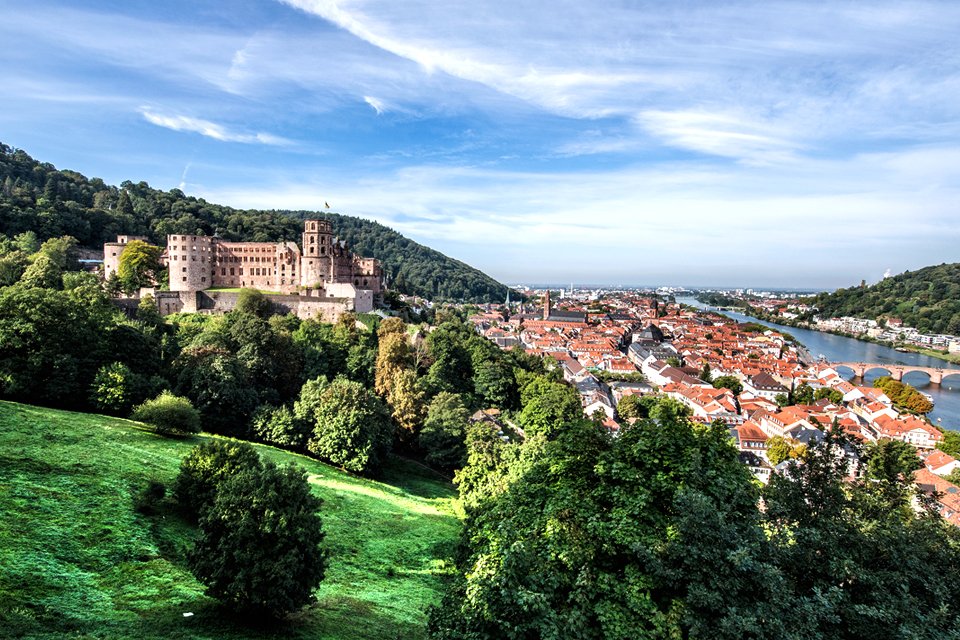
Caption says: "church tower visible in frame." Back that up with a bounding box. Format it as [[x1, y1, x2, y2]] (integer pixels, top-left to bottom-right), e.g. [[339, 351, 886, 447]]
[[543, 289, 551, 321]]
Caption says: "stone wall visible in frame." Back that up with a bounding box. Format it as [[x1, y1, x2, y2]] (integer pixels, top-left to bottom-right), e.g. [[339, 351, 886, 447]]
[[146, 290, 355, 322]]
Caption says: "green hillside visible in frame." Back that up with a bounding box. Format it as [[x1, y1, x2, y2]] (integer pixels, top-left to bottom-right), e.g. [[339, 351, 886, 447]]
[[0, 400, 458, 639], [0, 142, 509, 302], [809, 263, 960, 334]]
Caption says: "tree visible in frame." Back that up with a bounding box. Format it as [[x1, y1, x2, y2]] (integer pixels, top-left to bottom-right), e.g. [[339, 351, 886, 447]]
[[301, 377, 393, 474], [375, 331, 411, 398], [699, 362, 712, 383], [762, 426, 960, 637], [420, 392, 470, 471], [938, 430, 960, 458], [517, 375, 583, 439], [712, 375, 743, 395], [174, 346, 255, 435], [189, 461, 327, 617], [173, 440, 262, 518], [89, 361, 140, 415], [775, 393, 790, 408], [0, 285, 119, 407], [765, 435, 805, 466], [388, 368, 425, 440], [813, 387, 844, 404], [235, 288, 272, 318], [130, 390, 201, 437], [431, 413, 776, 639], [616, 394, 645, 421], [252, 404, 309, 449], [19, 253, 61, 289], [117, 240, 163, 294], [792, 382, 814, 405], [862, 439, 922, 504]]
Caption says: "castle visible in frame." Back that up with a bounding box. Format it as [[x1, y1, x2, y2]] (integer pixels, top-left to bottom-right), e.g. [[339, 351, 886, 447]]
[[104, 220, 384, 321]]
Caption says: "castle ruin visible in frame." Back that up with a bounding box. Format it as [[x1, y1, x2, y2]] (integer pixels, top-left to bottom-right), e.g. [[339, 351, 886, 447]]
[[104, 219, 384, 321]]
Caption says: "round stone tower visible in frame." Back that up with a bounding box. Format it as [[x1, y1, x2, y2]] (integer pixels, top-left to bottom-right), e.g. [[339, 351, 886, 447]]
[[300, 219, 333, 288], [169, 234, 214, 291]]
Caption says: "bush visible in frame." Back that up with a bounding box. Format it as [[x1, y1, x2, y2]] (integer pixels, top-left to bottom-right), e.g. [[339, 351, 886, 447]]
[[189, 461, 327, 616], [252, 404, 309, 449], [131, 391, 201, 436], [134, 479, 167, 515], [173, 440, 262, 518]]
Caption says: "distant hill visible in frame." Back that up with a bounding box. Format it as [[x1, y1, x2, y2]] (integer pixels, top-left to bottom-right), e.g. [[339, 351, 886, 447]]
[[0, 399, 457, 639], [0, 143, 510, 302], [810, 263, 960, 335]]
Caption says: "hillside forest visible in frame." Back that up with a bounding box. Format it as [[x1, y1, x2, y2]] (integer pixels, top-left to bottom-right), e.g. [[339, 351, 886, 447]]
[[0, 142, 510, 303]]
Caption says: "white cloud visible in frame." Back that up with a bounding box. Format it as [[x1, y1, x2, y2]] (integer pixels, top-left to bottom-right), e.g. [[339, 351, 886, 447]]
[[191, 143, 960, 285], [363, 96, 385, 114], [139, 107, 292, 145]]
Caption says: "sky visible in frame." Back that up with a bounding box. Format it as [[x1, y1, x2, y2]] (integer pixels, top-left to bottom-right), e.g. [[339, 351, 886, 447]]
[[2, 0, 960, 289]]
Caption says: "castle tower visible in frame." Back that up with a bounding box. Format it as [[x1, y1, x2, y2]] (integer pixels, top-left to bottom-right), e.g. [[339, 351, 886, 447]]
[[168, 234, 214, 292], [300, 219, 333, 288], [543, 289, 551, 321]]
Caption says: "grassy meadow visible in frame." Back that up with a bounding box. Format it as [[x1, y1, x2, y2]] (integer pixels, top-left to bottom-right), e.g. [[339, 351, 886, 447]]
[[0, 400, 459, 639]]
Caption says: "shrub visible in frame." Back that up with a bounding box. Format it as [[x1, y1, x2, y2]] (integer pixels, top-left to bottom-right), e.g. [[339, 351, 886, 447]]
[[173, 440, 262, 518], [134, 479, 167, 515], [131, 391, 201, 436], [252, 404, 309, 449], [189, 461, 327, 616]]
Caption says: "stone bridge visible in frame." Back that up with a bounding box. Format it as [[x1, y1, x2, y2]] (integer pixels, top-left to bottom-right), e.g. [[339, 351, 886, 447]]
[[831, 362, 960, 385]]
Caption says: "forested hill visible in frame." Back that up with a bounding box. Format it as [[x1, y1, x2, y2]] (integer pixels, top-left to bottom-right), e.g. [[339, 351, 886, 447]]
[[0, 143, 510, 302], [810, 263, 960, 334]]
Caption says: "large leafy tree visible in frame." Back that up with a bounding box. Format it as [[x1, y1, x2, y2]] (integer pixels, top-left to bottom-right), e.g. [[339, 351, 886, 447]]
[[419, 391, 470, 471], [763, 426, 960, 637], [431, 410, 778, 639], [173, 346, 255, 435], [300, 376, 393, 474], [117, 239, 163, 294], [189, 460, 328, 616], [0, 284, 118, 406]]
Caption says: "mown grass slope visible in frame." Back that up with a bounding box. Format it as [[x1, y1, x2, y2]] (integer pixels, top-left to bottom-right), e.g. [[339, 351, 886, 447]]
[[0, 400, 458, 639]]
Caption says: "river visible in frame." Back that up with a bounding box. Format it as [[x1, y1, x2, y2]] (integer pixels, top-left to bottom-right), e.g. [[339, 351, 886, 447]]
[[676, 297, 960, 430]]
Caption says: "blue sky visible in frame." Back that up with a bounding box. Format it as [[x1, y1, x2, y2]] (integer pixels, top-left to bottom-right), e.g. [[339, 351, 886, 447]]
[[2, 0, 960, 288]]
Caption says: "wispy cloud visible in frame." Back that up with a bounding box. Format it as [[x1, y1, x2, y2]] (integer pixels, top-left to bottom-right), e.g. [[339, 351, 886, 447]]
[[363, 96, 386, 114], [139, 108, 292, 145]]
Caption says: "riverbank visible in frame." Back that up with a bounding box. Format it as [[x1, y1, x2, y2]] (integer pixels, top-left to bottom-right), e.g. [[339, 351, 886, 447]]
[[679, 296, 960, 429], [692, 296, 960, 367]]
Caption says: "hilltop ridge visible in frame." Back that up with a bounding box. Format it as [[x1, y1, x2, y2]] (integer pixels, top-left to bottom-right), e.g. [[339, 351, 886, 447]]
[[0, 143, 509, 302]]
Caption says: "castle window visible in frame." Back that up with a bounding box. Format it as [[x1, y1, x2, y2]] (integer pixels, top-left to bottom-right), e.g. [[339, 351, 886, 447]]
[[201, 277, 206, 283], [221, 269, 226, 276], [192, 256, 196, 261], [182, 267, 187, 273], [310, 236, 315, 243], [309, 247, 314, 254], [321, 247, 325, 255], [230, 268, 235, 275], [182, 276, 187, 282]]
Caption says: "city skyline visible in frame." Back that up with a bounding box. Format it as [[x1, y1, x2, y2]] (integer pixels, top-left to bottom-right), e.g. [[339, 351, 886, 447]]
[[3, 1, 959, 288]]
